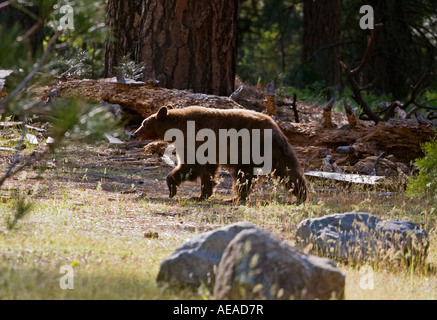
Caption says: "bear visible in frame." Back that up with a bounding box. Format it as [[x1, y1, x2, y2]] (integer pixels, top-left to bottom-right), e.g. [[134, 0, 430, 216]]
[[134, 105, 308, 204]]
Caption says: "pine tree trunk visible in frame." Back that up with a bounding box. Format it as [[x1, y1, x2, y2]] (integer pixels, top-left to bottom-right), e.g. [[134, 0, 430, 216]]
[[105, 0, 238, 96], [104, 0, 143, 78], [302, 0, 342, 89], [365, 0, 417, 99]]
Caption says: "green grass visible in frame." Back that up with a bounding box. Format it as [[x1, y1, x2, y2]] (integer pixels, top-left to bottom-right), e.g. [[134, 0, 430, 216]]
[[0, 194, 188, 299]]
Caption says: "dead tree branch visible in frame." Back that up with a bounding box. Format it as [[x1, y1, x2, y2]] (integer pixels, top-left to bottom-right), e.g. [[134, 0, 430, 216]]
[[402, 71, 433, 112], [340, 24, 383, 124], [343, 99, 357, 129], [382, 101, 403, 121], [349, 25, 381, 76], [291, 93, 300, 123], [322, 97, 335, 128]]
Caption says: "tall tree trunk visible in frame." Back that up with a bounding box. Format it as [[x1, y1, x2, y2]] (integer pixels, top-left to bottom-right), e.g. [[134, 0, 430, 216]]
[[365, 0, 418, 99], [302, 0, 342, 90], [104, 0, 143, 78], [105, 0, 238, 97]]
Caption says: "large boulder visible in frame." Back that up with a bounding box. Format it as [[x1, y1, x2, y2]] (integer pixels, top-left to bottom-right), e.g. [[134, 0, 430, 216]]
[[156, 221, 257, 290], [376, 219, 429, 265], [295, 212, 429, 266], [213, 228, 345, 300]]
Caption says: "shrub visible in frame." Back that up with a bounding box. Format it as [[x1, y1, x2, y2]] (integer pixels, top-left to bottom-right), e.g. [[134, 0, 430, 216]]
[[406, 136, 437, 199]]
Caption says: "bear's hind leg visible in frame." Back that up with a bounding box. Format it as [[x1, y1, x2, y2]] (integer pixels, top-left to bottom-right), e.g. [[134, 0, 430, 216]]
[[273, 166, 308, 204], [233, 168, 254, 203]]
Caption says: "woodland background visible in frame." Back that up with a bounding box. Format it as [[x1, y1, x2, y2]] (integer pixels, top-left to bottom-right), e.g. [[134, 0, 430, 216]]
[[1, 0, 437, 101], [0, 0, 437, 301]]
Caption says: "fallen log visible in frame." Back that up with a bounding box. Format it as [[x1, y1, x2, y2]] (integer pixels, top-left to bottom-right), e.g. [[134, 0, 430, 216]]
[[36, 78, 436, 175], [36, 78, 242, 123], [281, 113, 435, 172]]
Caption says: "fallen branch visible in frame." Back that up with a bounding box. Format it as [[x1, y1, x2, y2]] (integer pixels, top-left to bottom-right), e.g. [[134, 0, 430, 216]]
[[406, 95, 437, 119], [370, 152, 386, 176], [304, 171, 385, 185], [35, 79, 243, 121]]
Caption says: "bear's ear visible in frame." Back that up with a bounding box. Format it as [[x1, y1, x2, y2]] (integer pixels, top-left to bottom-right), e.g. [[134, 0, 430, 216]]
[[166, 105, 174, 110], [156, 106, 168, 121]]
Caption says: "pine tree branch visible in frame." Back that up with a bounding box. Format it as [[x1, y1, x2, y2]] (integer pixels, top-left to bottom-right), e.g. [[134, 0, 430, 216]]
[[0, 30, 61, 114]]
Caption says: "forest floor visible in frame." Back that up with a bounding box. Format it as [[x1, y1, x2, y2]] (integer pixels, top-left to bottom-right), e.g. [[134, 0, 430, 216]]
[[0, 108, 437, 300]]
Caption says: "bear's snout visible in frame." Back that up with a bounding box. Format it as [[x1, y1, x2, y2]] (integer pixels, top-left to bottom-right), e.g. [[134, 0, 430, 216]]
[[133, 126, 142, 139]]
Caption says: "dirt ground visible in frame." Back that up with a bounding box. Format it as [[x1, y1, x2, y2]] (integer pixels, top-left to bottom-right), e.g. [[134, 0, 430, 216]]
[[2, 115, 437, 300]]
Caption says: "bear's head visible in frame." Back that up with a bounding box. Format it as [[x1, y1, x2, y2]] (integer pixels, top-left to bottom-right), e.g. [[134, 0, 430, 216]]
[[134, 106, 170, 140]]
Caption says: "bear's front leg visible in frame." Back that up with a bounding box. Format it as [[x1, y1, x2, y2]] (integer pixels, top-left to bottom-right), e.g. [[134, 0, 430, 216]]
[[166, 176, 178, 198], [166, 165, 200, 198], [199, 165, 218, 199]]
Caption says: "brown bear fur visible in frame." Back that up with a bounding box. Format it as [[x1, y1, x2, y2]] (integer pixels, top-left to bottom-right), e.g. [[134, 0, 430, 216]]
[[134, 105, 308, 203]]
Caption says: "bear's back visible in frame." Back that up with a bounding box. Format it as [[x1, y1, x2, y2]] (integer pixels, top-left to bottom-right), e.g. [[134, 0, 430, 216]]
[[167, 106, 279, 132]]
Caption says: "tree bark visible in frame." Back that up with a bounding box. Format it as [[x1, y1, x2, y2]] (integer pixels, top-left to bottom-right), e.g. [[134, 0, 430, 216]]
[[365, 0, 419, 99], [105, 0, 238, 96], [302, 0, 342, 89], [104, 0, 143, 78]]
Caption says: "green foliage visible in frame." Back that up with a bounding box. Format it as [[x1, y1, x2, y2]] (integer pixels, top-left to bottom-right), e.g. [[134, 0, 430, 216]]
[[283, 84, 394, 116], [237, 0, 302, 87], [424, 89, 437, 108], [50, 0, 107, 78], [0, 0, 118, 146], [0, 24, 29, 70], [49, 98, 121, 146], [0, 0, 107, 85], [283, 83, 329, 106], [238, 0, 437, 101], [117, 55, 145, 81], [56, 50, 93, 78], [406, 137, 437, 199]]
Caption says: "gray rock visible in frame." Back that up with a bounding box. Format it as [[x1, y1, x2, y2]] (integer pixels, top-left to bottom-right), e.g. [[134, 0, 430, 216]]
[[376, 219, 429, 264], [214, 228, 345, 300], [295, 212, 429, 265], [156, 221, 257, 289]]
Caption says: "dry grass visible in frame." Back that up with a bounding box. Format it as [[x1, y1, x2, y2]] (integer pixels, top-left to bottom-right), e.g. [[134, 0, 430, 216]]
[[0, 140, 436, 299]]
